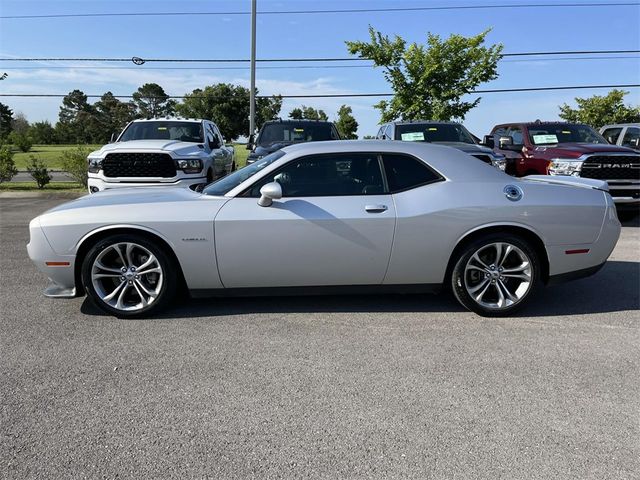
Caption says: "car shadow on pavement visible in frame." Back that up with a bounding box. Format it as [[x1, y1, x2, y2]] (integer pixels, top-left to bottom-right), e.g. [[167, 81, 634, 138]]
[[80, 261, 639, 320], [620, 215, 639, 228]]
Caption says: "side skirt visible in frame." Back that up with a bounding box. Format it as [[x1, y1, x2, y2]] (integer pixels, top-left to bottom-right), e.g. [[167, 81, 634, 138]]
[[190, 283, 442, 299]]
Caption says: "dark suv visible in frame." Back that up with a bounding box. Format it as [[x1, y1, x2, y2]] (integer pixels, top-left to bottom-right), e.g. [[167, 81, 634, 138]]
[[376, 121, 506, 171], [247, 119, 341, 165]]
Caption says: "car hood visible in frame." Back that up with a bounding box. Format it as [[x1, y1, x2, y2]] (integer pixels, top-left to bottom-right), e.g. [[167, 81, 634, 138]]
[[434, 142, 494, 155], [45, 187, 205, 214], [533, 142, 638, 157], [249, 142, 294, 158], [90, 140, 206, 158]]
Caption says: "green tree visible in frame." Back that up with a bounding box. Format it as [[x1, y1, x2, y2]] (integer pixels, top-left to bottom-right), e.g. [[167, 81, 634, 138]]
[[176, 83, 282, 140], [94, 92, 136, 142], [335, 105, 359, 139], [132, 83, 176, 118], [61, 146, 92, 188], [289, 105, 329, 121], [29, 121, 57, 144], [26, 156, 51, 189], [0, 102, 13, 143], [346, 27, 503, 122], [559, 89, 640, 128], [9, 132, 33, 152], [11, 112, 30, 135], [57, 89, 101, 143], [0, 146, 18, 182]]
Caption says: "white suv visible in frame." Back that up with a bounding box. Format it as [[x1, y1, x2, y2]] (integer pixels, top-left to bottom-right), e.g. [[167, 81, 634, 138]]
[[87, 118, 235, 193], [600, 123, 640, 151]]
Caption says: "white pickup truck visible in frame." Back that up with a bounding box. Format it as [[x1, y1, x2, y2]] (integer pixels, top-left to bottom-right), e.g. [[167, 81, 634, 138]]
[[87, 118, 235, 193]]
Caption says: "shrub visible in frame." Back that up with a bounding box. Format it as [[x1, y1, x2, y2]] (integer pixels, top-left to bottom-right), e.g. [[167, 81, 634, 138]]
[[10, 132, 33, 152], [0, 146, 18, 182], [26, 156, 52, 189], [61, 146, 91, 188]]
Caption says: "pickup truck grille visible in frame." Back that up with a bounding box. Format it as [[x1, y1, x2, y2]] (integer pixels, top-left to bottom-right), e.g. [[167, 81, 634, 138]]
[[580, 155, 640, 181], [103, 153, 176, 178]]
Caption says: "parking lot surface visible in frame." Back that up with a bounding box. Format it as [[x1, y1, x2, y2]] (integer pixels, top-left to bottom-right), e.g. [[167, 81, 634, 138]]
[[1, 195, 639, 479]]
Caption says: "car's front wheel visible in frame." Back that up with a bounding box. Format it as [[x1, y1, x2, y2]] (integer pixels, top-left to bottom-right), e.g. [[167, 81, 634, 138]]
[[81, 234, 177, 317], [451, 234, 540, 317]]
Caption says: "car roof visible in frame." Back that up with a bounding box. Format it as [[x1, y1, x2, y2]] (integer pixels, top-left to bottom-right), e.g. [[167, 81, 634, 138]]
[[600, 123, 640, 128], [131, 118, 204, 123], [385, 120, 464, 126], [281, 140, 504, 180], [262, 119, 335, 125], [493, 121, 592, 129]]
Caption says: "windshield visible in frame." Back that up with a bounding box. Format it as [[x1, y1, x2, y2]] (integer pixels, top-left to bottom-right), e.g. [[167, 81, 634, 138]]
[[257, 123, 336, 146], [527, 124, 607, 145], [203, 150, 286, 196], [394, 123, 476, 144], [119, 121, 203, 143]]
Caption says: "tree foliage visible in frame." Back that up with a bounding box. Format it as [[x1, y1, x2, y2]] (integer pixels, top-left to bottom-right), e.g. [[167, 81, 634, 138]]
[[289, 106, 329, 121], [0, 102, 13, 143], [95, 92, 136, 138], [176, 83, 282, 140], [10, 132, 33, 152], [61, 146, 92, 188], [346, 27, 503, 122], [11, 112, 30, 135], [0, 146, 18, 182], [559, 89, 640, 128], [57, 89, 101, 143], [132, 83, 176, 118], [335, 105, 359, 139], [26, 156, 51, 189], [29, 121, 57, 144]]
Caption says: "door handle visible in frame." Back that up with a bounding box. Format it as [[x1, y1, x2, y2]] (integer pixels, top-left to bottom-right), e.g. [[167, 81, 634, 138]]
[[365, 204, 388, 213]]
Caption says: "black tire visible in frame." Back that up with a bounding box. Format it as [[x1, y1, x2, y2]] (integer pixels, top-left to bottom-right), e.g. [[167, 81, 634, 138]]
[[450, 233, 541, 317], [81, 234, 177, 318]]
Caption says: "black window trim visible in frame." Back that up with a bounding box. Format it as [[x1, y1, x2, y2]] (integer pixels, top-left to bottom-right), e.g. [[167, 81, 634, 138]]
[[240, 152, 390, 198], [239, 151, 445, 198], [380, 152, 445, 194]]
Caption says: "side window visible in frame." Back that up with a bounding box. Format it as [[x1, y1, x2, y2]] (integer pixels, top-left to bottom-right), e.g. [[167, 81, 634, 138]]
[[331, 127, 340, 140], [376, 126, 385, 139], [247, 153, 385, 197], [205, 124, 215, 145], [621, 127, 639, 148], [384, 124, 393, 140], [492, 127, 507, 136], [382, 154, 443, 193], [214, 125, 225, 145], [602, 127, 623, 145], [507, 127, 524, 145]]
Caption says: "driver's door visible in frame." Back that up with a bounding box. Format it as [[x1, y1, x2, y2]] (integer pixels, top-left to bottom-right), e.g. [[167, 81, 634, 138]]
[[214, 152, 396, 288]]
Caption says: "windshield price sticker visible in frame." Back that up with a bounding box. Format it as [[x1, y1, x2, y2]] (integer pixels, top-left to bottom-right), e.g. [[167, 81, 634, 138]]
[[401, 132, 425, 141], [532, 134, 558, 144]]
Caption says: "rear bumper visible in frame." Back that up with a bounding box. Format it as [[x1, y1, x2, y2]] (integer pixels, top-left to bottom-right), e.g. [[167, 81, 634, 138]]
[[88, 175, 206, 193]]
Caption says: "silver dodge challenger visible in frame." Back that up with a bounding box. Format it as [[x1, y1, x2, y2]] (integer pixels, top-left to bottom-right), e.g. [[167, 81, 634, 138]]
[[27, 141, 621, 317]]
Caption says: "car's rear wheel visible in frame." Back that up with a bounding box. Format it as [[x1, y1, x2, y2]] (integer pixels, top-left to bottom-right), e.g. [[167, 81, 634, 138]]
[[451, 234, 540, 317], [81, 234, 177, 317]]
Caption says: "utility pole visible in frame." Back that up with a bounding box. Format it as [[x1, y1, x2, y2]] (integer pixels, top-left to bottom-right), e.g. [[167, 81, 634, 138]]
[[249, 0, 257, 141]]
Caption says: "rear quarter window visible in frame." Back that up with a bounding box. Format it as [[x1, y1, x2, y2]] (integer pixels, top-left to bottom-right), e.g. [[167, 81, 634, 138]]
[[382, 153, 443, 193]]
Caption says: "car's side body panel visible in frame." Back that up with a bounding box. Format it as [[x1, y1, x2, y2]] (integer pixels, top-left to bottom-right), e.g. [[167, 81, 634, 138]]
[[214, 195, 396, 288]]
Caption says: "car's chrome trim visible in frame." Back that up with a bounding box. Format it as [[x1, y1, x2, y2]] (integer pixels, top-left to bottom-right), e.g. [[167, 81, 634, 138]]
[[44, 284, 77, 298]]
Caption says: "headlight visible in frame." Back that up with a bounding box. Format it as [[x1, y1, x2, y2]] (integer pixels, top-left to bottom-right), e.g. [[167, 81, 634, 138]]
[[492, 157, 507, 171], [549, 158, 583, 176], [176, 159, 203, 174], [87, 157, 103, 173]]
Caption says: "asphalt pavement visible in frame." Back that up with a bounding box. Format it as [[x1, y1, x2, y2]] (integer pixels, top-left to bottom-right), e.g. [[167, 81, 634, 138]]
[[1, 195, 638, 479]]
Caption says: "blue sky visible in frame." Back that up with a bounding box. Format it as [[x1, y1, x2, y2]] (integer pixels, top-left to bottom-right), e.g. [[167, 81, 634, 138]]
[[1, 0, 639, 138]]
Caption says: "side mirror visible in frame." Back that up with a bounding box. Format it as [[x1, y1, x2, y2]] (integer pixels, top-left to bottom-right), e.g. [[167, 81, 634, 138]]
[[482, 135, 495, 149], [109, 132, 117, 143], [630, 138, 640, 148], [209, 137, 221, 150], [246, 134, 255, 150], [499, 136, 514, 149], [257, 182, 282, 207]]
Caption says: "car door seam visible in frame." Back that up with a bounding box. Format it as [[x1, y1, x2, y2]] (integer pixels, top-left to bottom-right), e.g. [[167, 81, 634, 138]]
[[380, 193, 398, 285]]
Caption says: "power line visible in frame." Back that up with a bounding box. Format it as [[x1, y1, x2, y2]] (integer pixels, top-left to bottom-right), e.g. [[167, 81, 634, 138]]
[[1, 50, 639, 64], [1, 2, 638, 19], [1, 84, 638, 100], [2, 55, 638, 72]]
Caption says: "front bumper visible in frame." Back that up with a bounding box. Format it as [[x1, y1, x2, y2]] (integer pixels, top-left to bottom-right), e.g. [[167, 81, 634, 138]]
[[606, 181, 640, 209], [88, 174, 206, 193], [27, 217, 77, 298]]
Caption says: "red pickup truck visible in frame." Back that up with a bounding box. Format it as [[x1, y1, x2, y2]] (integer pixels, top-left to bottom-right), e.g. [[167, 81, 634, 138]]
[[483, 121, 639, 216]]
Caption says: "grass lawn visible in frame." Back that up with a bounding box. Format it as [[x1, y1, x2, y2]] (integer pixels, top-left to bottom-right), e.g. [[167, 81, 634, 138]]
[[13, 144, 100, 170], [0, 181, 84, 192], [13, 144, 250, 170]]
